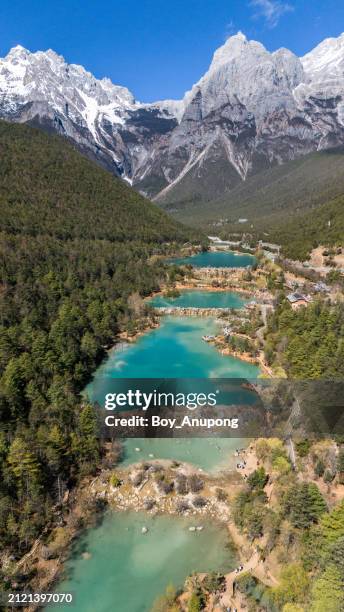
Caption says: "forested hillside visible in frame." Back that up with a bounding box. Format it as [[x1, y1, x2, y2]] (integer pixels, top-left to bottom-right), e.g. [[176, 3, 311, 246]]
[[268, 194, 344, 260], [166, 147, 344, 223], [0, 121, 197, 243], [265, 299, 344, 378], [0, 121, 199, 558], [165, 147, 344, 260]]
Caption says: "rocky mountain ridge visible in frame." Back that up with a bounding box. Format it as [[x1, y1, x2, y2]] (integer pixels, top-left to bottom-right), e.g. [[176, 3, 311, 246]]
[[1, 32, 344, 206]]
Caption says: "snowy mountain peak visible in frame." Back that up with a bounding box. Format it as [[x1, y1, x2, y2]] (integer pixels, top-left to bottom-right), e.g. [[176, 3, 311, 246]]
[[234, 31, 247, 40], [0, 45, 140, 137], [209, 32, 266, 73], [182, 32, 303, 122], [1, 32, 344, 204], [5, 44, 30, 59], [1, 45, 136, 101], [301, 32, 344, 78]]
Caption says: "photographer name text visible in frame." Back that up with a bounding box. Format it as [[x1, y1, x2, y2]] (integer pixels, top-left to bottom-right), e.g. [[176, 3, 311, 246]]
[[104, 414, 239, 429]]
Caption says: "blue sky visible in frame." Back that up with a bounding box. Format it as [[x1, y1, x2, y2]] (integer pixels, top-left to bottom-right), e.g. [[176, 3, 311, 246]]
[[0, 1, 344, 101]]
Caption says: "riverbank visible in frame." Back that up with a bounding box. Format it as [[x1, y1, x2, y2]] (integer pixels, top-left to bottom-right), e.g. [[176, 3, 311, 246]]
[[117, 318, 160, 344], [5, 477, 109, 608], [206, 318, 273, 376], [173, 442, 280, 611], [212, 336, 273, 375], [175, 433, 344, 611], [10, 455, 244, 609], [216, 340, 259, 365]]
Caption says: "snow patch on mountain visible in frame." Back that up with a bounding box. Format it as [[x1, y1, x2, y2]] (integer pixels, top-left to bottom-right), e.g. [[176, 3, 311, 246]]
[[301, 33, 344, 79], [1, 32, 344, 203], [149, 99, 185, 122], [0, 45, 138, 127]]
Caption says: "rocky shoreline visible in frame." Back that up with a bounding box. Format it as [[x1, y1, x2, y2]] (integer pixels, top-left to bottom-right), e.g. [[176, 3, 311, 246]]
[[90, 460, 236, 522]]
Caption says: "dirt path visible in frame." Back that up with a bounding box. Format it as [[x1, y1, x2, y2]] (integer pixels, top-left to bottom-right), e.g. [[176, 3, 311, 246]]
[[219, 543, 278, 611], [219, 550, 260, 610], [217, 446, 279, 610]]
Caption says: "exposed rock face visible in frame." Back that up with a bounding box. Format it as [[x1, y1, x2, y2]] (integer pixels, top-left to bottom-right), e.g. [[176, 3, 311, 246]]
[[153, 32, 344, 205], [1, 32, 344, 206], [0, 44, 179, 179]]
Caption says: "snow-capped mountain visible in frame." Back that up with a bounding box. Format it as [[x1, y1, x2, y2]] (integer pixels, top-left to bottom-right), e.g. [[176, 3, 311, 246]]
[[151, 32, 344, 204], [0, 44, 180, 178], [1, 33, 344, 206]]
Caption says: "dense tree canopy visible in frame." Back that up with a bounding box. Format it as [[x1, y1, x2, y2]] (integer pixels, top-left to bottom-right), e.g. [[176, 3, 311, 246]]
[[265, 299, 344, 378], [0, 121, 199, 558]]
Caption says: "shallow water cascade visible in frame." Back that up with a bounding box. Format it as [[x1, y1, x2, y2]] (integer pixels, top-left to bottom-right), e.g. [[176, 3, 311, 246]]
[[149, 289, 247, 309], [55, 256, 259, 611], [86, 316, 259, 470], [169, 250, 255, 268]]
